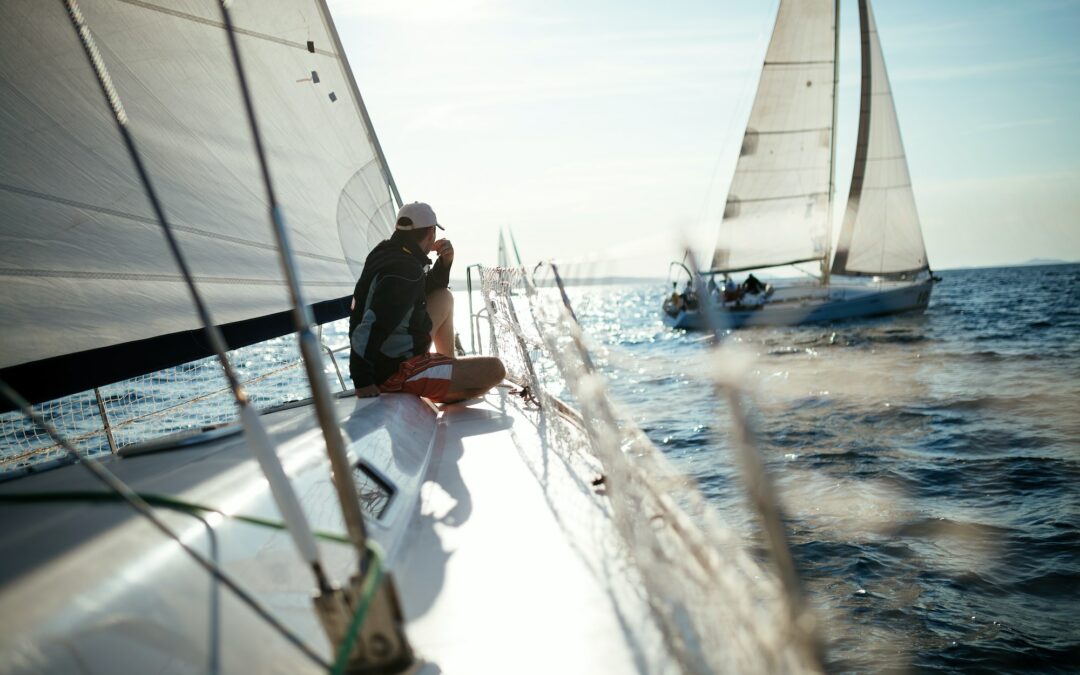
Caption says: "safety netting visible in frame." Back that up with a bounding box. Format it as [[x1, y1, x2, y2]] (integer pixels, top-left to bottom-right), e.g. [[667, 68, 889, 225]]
[[476, 265, 822, 674], [0, 323, 352, 477]]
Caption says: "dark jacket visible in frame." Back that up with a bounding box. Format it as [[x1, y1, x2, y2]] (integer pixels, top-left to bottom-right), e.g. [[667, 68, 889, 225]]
[[348, 231, 451, 388]]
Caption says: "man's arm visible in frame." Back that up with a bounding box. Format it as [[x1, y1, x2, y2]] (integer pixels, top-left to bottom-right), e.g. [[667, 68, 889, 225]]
[[425, 240, 453, 293], [351, 270, 423, 390]]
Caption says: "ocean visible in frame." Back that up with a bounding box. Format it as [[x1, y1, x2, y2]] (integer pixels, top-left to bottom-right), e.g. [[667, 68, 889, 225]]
[[3, 263, 1077, 672], [562, 264, 1080, 672]]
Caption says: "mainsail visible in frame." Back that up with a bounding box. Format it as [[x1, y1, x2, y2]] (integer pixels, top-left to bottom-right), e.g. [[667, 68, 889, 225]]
[[831, 0, 929, 277], [0, 0, 395, 404], [711, 0, 837, 273]]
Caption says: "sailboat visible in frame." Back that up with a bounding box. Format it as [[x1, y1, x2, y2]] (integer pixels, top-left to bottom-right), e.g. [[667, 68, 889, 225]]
[[0, 1, 820, 673], [663, 0, 938, 330]]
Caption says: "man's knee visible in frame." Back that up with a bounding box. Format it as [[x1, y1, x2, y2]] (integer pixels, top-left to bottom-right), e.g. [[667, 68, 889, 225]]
[[490, 358, 506, 384], [477, 357, 506, 390], [450, 356, 505, 392]]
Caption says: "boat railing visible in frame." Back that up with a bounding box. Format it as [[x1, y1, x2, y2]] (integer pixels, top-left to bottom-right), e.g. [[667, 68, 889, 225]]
[[666, 260, 694, 290], [475, 263, 823, 673], [465, 263, 493, 355]]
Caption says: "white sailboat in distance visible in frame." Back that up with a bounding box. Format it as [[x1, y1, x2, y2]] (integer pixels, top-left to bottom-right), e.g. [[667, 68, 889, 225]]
[[664, 0, 939, 330]]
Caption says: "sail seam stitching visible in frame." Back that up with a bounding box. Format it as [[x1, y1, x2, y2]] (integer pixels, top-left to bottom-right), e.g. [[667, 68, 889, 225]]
[[751, 127, 831, 135], [728, 192, 828, 204], [115, 0, 337, 56], [0, 183, 347, 265], [0, 268, 350, 286], [764, 60, 834, 65]]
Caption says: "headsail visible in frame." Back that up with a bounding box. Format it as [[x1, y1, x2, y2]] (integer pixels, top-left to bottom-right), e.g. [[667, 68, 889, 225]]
[[831, 0, 929, 278], [0, 0, 395, 403], [711, 0, 837, 273]]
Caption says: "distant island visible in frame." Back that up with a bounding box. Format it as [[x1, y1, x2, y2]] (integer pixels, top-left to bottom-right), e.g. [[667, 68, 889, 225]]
[[939, 259, 1076, 271], [1020, 258, 1071, 266]]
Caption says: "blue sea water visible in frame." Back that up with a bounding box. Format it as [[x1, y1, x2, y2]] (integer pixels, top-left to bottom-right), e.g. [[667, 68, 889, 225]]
[[4, 264, 1076, 671], [564, 264, 1080, 673]]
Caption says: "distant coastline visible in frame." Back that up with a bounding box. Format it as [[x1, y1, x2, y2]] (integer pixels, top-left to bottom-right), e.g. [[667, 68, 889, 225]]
[[450, 260, 1077, 286], [942, 259, 1076, 271]]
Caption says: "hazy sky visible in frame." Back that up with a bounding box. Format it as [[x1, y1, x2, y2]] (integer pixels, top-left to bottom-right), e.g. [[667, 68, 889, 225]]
[[328, 0, 1080, 277]]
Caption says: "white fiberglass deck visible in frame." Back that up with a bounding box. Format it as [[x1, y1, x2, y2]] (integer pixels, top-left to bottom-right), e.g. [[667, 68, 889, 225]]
[[0, 389, 657, 674], [400, 393, 652, 674]]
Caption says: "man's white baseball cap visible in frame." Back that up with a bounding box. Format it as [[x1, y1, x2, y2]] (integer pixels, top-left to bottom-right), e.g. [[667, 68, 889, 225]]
[[395, 202, 444, 231]]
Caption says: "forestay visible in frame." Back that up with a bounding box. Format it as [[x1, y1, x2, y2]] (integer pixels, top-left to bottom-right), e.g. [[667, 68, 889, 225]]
[[0, 0, 394, 387], [831, 0, 929, 278], [711, 0, 836, 273]]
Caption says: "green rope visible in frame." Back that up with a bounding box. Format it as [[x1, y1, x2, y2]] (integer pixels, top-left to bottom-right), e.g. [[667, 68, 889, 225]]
[[1, 490, 392, 673], [0, 491, 351, 545], [330, 542, 386, 675]]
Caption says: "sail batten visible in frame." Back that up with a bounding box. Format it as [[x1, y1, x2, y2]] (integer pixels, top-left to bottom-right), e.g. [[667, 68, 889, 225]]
[[0, 0, 395, 397], [831, 0, 929, 278], [710, 0, 836, 274]]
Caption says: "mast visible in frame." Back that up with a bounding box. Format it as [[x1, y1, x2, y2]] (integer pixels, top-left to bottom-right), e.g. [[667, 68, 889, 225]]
[[823, 0, 840, 287]]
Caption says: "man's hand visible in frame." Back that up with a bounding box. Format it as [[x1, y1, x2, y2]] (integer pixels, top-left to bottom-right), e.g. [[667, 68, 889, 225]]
[[434, 238, 454, 265], [355, 385, 380, 398]]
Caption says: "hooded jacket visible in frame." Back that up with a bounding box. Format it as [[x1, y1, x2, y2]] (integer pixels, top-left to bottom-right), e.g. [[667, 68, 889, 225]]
[[348, 230, 451, 388]]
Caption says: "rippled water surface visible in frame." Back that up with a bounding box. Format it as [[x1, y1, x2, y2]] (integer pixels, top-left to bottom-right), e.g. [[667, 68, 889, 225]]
[[565, 264, 1080, 673], [6, 264, 1075, 671]]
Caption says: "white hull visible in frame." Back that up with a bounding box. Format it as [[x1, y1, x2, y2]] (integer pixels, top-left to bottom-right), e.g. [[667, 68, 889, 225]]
[[0, 391, 659, 674], [663, 278, 934, 330]]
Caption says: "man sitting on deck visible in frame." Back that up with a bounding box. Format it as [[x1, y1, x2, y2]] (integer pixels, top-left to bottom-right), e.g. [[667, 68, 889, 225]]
[[349, 202, 505, 403]]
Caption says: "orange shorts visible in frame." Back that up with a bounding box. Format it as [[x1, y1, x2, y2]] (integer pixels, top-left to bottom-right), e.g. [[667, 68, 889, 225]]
[[378, 353, 454, 402]]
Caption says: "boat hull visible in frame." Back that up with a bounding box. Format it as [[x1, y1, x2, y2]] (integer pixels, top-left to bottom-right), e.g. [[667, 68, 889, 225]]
[[662, 278, 934, 330]]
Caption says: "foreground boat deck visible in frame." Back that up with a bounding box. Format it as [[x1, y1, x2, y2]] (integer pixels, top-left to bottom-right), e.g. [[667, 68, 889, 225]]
[[403, 394, 647, 674], [0, 389, 656, 674]]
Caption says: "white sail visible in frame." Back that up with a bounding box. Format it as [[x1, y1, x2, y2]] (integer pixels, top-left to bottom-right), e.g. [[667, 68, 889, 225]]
[[0, 0, 395, 374], [831, 0, 929, 278], [711, 0, 836, 273]]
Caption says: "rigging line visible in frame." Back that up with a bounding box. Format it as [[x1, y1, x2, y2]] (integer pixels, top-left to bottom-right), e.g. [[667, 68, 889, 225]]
[[0, 491, 353, 545], [61, 0, 333, 597], [0, 378, 331, 671], [62, 0, 244, 408], [681, 249, 826, 673], [216, 0, 371, 561]]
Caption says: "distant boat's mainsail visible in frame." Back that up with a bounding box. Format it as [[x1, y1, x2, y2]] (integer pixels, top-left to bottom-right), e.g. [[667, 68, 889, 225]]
[[710, 0, 837, 274], [0, 0, 396, 405], [711, 0, 930, 282], [831, 0, 929, 278]]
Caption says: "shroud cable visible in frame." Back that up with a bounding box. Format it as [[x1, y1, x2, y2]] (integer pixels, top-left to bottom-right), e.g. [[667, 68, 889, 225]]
[[59, 0, 334, 627]]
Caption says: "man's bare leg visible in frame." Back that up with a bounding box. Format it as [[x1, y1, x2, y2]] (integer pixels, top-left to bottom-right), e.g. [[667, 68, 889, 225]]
[[426, 288, 456, 357], [442, 356, 506, 403]]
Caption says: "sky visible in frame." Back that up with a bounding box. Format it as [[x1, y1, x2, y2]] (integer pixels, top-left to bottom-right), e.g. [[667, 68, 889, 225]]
[[327, 0, 1080, 278]]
